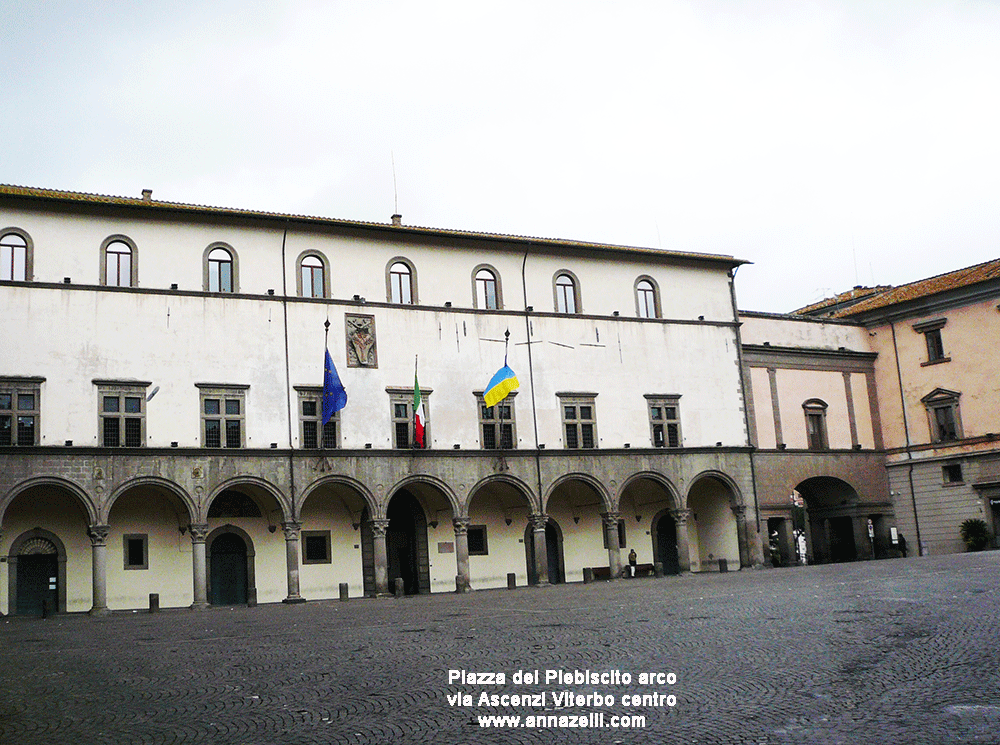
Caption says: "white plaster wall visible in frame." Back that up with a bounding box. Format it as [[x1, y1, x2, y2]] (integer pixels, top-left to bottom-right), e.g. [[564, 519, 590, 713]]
[[466, 508, 530, 589], [294, 492, 366, 599], [687, 493, 740, 571], [740, 314, 870, 351]]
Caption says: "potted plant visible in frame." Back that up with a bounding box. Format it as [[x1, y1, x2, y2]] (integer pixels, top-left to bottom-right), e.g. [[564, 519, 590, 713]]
[[960, 518, 990, 551]]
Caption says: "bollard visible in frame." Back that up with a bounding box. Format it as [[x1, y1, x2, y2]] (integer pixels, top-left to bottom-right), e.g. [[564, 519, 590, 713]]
[[339, 582, 349, 602], [149, 593, 160, 613], [394, 578, 405, 598], [247, 588, 258, 607], [718, 558, 728, 573], [582, 567, 594, 584], [653, 562, 664, 578], [507, 572, 516, 590]]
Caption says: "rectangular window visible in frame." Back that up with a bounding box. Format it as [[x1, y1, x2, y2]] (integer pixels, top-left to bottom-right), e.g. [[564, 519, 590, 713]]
[[467, 526, 488, 556], [302, 531, 332, 564], [558, 394, 597, 449], [647, 396, 681, 448], [914, 318, 949, 365], [198, 385, 248, 448], [97, 384, 147, 448], [388, 387, 431, 449], [123, 534, 148, 570], [806, 412, 827, 450], [0, 382, 40, 446], [296, 389, 340, 449], [943, 464, 964, 484], [933, 405, 958, 441], [477, 394, 516, 450]]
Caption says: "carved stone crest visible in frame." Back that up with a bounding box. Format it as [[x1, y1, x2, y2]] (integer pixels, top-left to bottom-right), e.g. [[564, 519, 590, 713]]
[[345, 313, 377, 368]]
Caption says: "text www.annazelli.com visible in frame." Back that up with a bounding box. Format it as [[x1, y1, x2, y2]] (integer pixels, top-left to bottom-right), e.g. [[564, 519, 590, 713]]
[[478, 713, 646, 729]]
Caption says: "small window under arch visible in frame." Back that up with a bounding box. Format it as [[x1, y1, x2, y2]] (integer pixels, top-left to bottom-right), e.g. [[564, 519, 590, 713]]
[[474, 267, 500, 310], [206, 246, 236, 293], [300, 254, 326, 298], [636, 278, 659, 318], [388, 260, 414, 304], [1, 230, 30, 282], [554, 272, 579, 314]]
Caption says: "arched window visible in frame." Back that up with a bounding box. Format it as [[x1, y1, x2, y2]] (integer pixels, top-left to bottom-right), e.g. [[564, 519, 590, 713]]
[[474, 267, 500, 310], [388, 260, 414, 304], [1, 230, 29, 282], [636, 278, 659, 318], [102, 239, 134, 287], [206, 246, 236, 293], [300, 254, 325, 298], [554, 272, 579, 314]]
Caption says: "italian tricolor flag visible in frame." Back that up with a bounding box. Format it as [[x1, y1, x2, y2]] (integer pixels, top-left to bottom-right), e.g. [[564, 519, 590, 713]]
[[413, 370, 426, 448]]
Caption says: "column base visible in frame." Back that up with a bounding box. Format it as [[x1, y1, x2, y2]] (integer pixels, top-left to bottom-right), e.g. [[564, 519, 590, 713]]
[[189, 601, 210, 611], [88, 606, 110, 616], [282, 596, 307, 604]]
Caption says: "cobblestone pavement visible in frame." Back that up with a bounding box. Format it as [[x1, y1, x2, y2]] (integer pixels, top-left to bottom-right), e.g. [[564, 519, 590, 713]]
[[3, 552, 1000, 744]]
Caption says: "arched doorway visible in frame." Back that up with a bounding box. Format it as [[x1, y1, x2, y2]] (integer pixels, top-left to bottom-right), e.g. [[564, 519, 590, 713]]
[[524, 519, 565, 585], [796, 477, 865, 563], [384, 491, 430, 595], [687, 475, 742, 572], [14, 535, 60, 616], [209, 533, 249, 605], [652, 511, 680, 575]]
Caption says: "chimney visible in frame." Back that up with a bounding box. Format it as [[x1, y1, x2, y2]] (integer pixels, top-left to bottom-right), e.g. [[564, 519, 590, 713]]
[[391, 214, 402, 227], [141, 189, 153, 201]]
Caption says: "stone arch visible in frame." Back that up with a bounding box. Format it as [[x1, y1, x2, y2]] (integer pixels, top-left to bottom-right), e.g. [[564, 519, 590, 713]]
[[386, 474, 460, 522], [205, 524, 256, 605], [544, 472, 612, 514], [1, 477, 97, 527], [795, 476, 867, 564], [103, 476, 196, 525], [205, 476, 290, 524], [297, 474, 377, 522], [617, 471, 681, 512], [7, 528, 68, 615], [466, 473, 539, 516], [687, 470, 744, 510], [686, 470, 745, 572], [617, 471, 682, 570]]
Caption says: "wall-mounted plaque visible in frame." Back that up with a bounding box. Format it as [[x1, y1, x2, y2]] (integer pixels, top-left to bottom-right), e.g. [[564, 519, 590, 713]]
[[346, 313, 377, 368]]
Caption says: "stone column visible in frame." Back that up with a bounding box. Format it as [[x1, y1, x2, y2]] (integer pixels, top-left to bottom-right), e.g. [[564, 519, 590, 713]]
[[281, 521, 306, 604], [601, 512, 623, 579], [189, 523, 209, 609], [853, 516, 874, 561], [778, 518, 796, 566], [529, 513, 549, 585], [453, 517, 471, 593], [671, 509, 692, 573], [733, 505, 750, 568], [0, 528, 4, 616], [369, 518, 391, 596], [88, 524, 111, 616]]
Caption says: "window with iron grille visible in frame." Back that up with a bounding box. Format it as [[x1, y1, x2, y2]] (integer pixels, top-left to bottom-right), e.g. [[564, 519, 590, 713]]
[[302, 531, 332, 564], [198, 385, 247, 448], [467, 525, 488, 555], [558, 394, 597, 449], [476, 392, 516, 449], [295, 387, 339, 448], [387, 387, 431, 449], [96, 383, 147, 447], [0, 379, 41, 446], [646, 395, 682, 448]]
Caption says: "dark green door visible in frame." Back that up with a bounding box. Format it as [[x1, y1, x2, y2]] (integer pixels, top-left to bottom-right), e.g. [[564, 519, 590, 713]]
[[655, 514, 680, 575], [17, 554, 58, 616], [210, 533, 248, 605]]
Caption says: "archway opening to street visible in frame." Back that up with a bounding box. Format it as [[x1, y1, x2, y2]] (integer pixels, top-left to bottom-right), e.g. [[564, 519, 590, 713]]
[[621, 475, 680, 575], [466, 479, 534, 589], [687, 476, 741, 572], [796, 477, 863, 564]]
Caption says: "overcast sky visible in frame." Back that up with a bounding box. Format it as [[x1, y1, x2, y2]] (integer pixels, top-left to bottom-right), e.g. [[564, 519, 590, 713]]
[[3, 1, 999, 312]]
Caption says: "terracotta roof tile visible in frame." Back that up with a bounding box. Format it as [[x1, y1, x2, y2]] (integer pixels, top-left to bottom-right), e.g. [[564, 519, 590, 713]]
[[833, 258, 1000, 317], [793, 286, 891, 316]]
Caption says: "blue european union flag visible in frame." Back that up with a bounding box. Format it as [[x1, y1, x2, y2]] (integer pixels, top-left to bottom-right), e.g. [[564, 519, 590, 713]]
[[322, 349, 347, 425]]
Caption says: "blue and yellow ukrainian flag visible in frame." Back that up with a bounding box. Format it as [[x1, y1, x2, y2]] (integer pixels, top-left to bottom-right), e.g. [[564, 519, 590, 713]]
[[484, 364, 519, 408]]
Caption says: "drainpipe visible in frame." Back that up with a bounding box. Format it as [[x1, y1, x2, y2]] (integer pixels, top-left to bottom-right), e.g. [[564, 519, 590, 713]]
[[728, 267, 760, 565], [889, 319, 923, 555], [521, 247, 544, 510]]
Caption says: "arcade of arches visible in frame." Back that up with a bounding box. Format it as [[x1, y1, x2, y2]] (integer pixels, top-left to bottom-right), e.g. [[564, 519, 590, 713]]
[[1, 470, 757, 614]]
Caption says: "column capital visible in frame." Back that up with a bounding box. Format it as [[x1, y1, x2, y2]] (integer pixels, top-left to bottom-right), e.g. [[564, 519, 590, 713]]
[[452, 517, 471, 535], [600, 511, 621, 529], [281, 521, 302, 540], [671, 508, 691, 525], [369, 518, 391, 537], [529, 513, 549, 531], [732, 505, 748, 518], [88, 524, 111, 547], [188, 523, 210, 544]]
